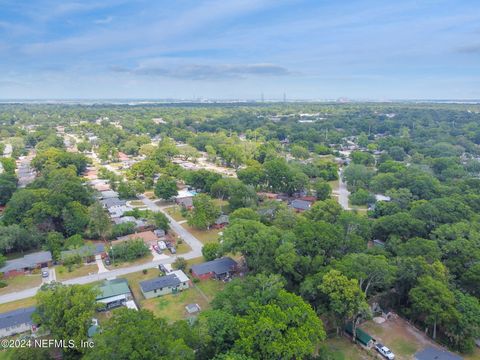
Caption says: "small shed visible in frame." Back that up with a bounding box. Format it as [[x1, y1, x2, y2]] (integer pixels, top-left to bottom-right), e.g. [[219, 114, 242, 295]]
[[344, 323, 374, 348]]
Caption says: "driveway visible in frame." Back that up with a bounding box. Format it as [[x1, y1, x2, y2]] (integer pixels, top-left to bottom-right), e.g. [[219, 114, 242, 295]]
[[95, 255, 109, 274]]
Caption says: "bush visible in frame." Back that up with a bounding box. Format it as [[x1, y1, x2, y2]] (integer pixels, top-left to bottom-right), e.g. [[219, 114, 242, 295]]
[[142, 269, 148, 275], [0, 281, 7, 288], [192, 277, 200, 284]]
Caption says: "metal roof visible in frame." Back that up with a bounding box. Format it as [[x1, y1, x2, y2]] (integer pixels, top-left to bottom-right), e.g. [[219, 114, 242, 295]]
[[0, 307, 36, 330], [96, 278, 131, 300], [191, 257, 237, 276], [140, 274, 180, 293]]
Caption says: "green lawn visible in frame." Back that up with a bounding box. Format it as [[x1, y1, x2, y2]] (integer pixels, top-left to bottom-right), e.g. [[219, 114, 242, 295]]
[[324, 337, 375, 360], [181, 224, 221, 244], [176, 241, 192, 255], [105, 254, 153, 270], [141, 280, 224, 322], [0, 297, 36, 314], [165, 206, 186, 221], [56, 264, 98, 281], [0, 274, 42, 296]]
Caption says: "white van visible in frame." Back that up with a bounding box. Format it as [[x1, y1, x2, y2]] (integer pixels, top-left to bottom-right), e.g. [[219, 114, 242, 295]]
[[157, 240, 167, 250]]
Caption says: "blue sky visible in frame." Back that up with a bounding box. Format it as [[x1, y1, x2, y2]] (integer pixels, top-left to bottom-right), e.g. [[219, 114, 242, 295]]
[[0, 0, 479, 99]]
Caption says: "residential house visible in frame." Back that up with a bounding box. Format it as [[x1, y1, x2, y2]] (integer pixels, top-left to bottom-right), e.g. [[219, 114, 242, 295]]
[[0, 307, 37, 338], [191, 257, 237, 280], [213, 215, 229, 229], [112, 216, 148, 229], [100, 190, 119, 199], [0, 251, 52, 278], [175, 189, 196, 209], [61, 243, 105, 263], [100, 197, 127, 209], [95, 278, 137, 311], [154, 229, 166, 238], [115, 230, 158, 246], [290, 199, 313, 212], [140, 270, 190, 299]]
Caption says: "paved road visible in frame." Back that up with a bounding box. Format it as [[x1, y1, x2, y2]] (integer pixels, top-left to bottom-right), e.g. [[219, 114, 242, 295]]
[[337, 169, 351, 210], [139, 195, 204, 257], [0, 196, 204, 304]]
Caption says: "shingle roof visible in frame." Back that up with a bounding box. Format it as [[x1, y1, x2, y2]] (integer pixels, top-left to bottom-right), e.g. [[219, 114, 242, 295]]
[[0, 307, 36, 330], [191, 257, 237, 276], [140, 274, 180, 293], [290, 199, 312, 210], [100, 198, 127, 208], [0, 251, 52, 273], [96, 278, 130, 300], [61, 244, 105, 260]]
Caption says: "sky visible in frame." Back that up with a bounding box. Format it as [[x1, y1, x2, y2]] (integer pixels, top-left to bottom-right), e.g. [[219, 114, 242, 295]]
[[0, 0, 479, 100]]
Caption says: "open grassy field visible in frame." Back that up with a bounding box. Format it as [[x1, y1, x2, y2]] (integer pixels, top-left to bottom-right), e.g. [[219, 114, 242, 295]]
[[181, 224, 221, 244], [0, 274, 41, 296], [56, 264, 98, 281]]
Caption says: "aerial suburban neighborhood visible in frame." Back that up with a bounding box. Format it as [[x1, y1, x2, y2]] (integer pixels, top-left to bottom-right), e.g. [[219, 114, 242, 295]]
[[1, 1, 480, 360], [0, 101, 478, 360]]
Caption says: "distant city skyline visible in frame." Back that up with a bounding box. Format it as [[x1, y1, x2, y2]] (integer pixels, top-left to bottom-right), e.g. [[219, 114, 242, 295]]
[[0, 0, 479, 99]]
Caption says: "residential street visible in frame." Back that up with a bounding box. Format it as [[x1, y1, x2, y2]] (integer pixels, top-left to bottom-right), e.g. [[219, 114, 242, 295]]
[[0, 196, 204, 304]]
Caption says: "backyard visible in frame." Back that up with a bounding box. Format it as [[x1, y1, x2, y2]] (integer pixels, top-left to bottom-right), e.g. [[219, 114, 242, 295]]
[[141, 279, 225, 322], [181, 224, 221, 244]]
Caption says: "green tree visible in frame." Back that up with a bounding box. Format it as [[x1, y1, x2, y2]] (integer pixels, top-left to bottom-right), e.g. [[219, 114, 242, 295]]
[[154, 177, 178, 200], [149, 211, 170, 231], [314, 179, 331, 201], [234, 290, 325, 360], [202, 242, 221, 261], [35, 283, 97, 355], [0, 173, 17, 205], [409, 276, 458, 339], [188, 194, 221, 229], [86, 203, 112, 240], [319, 270, 370, 339], [85, 309, 194, 360]]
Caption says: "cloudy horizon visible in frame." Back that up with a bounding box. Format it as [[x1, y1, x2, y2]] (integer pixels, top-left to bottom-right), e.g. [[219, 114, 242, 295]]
[[0, 0, 479, 100]]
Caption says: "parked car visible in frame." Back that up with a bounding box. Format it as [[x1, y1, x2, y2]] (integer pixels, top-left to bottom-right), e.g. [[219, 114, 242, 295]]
[[41, 269, 49, 278], [168, 246, 177, 254], [153, 244, 162, 254], [157, 240, 167, 250], [375, 343, 395, 359], [105, 257, 111, 266]]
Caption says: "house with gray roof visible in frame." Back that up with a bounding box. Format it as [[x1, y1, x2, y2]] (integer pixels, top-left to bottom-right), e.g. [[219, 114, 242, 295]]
[[191, 257, 237, 280], [0, 251, 52, 277], [61, 243, 105, 263], [100, 197, 127, 209], [290, 199, 313, 212], [0, 307, 36, 338], [140, 270, 190, 299]]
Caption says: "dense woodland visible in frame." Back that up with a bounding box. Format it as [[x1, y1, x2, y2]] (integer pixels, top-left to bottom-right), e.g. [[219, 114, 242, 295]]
[[1, 102, 480, 359]]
